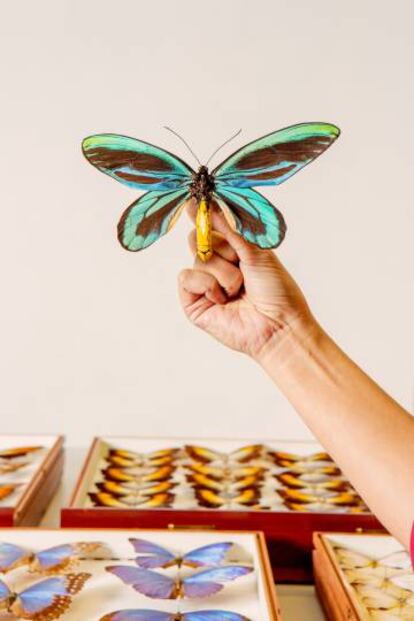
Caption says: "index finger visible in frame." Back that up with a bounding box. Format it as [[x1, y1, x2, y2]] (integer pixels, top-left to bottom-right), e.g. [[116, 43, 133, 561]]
[[186, 199, 260, 263]]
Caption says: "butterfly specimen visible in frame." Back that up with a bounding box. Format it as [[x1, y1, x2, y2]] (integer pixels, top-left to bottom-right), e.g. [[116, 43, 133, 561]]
[[101, 610, 249, 621], [354, 581, 414, 618], [188, 473, 263, 493], [96, 481, 176, 497], [89, 491, 174, 508], [102, 466, 175, 483], [0, 573, 90, 620], [270, 451, 333, 469], [82, 123, 340, 261], [278, 488, 366, 512], [0, 541, 102, 574], [194, 488, 261, 510], [106, 565, 252, 599], [0, 484, 20, 502], [276, 471, 350, 492], [0, 460, 29, 475], [185, 445, 263, 465], [0, 447, 42, 460], [187, 463, 265, 481], [106, 448, 178, 468], [333, 545, 414, 618], [129, 539, 233, 569]]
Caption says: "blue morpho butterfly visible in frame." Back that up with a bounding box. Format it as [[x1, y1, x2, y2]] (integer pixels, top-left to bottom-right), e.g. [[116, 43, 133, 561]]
[[82, 123, 340, 262], [0, 572, 90, 620], [106, 565, 253, 599], [129, 539, 233, 569], [101, 609, 249, 621], [0, 541, 103, 574]]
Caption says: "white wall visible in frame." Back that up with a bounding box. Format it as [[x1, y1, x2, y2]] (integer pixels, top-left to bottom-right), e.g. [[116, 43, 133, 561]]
[[0, 1, 412, 444]]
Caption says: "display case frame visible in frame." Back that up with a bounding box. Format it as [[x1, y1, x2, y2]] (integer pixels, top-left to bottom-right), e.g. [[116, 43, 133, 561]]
[[0, 434, 64, 526], [61, 435, 383, 583]]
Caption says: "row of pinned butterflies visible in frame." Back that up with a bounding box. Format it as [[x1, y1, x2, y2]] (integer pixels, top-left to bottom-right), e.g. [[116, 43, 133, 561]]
[[0, 446, 44, 504], [88, 444, 368, 514], [0, 538, 252, 620], [334, 544, 414, 618]]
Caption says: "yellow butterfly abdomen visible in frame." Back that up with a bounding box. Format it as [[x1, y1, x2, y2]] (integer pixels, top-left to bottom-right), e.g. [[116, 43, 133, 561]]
[[196, 199, 212, 262]]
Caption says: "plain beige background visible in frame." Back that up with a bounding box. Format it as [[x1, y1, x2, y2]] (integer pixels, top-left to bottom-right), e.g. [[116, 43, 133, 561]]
[[0, 1, 412, 444]]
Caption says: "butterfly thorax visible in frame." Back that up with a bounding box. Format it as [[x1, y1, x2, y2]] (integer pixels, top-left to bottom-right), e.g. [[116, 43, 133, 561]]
[[189, 166, 215, 201]]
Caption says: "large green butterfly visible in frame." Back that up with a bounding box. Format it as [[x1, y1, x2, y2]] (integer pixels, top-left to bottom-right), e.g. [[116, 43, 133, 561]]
[[82, 123, 340, 261]]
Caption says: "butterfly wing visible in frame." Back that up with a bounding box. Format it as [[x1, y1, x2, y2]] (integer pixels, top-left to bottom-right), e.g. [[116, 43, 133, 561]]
[[214, 187, 286, 249], [183, 566, 252, 598], [100, 612, 172, 621], [0, 578, 12, 610], [0, 485, 19, 501], [183, 542, 233, 567], [117, 187, 190, 251], [82, 134, 194, 192], [11, 573, 90, 620], [195, 488, 260, 509], [129, 539, 176, 569], [106, 566, 176, 599], [212, 122, 340, 188], [0, 542, 30, 573], [184, 613, 248, 621], [0, 446, 42, 459], [31, 542, 102, 574], [89, 492, 173, 508]]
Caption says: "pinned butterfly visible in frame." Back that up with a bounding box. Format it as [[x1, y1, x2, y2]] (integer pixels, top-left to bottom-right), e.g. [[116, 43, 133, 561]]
[[82, 123, 340, 261]]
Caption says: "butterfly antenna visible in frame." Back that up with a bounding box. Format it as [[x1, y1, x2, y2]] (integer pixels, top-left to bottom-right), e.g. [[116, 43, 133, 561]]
[[206, 129, 242, 166], [164, 126, 201, 167]]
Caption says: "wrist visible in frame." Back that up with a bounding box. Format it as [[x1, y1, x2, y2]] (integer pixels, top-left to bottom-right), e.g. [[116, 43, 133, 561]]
[[254, 313, 325, 371]]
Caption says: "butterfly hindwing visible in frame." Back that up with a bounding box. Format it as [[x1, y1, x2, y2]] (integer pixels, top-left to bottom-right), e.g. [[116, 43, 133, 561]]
[[82, 134, 194, 192], [106, 566, 176, 599], [118, 188, 190, 251], [182, 566, 253, 598], [214, 187, 286, 248], [213, 122, 340, 188]]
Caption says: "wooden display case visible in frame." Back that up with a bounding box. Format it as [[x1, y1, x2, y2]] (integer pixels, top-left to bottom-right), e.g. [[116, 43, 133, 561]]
[[313, 531, 413, 620], [0, 527, 281, 620], [0, 434, 64, 526], [61, 436, 383, 583]]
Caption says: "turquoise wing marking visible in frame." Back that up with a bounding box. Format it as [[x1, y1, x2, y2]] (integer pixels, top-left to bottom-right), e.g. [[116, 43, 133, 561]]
[[118, 188, 190, 251], [213, 122, 340, 188], [82, 134, 194, 191], [214, 186, 286, 249]]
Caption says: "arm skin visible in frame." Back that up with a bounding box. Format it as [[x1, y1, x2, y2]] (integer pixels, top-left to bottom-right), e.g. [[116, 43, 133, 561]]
[[178, 204, 414, 549]]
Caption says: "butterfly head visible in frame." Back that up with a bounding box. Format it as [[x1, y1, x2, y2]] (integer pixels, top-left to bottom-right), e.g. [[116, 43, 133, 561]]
[[190, 166, 215, 202]]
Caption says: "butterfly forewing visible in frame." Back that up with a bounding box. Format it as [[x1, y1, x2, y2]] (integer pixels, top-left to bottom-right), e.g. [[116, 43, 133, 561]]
[[82, 134, 194, 191], [0, 542, 30, 573], [212, 122, 340, 188]]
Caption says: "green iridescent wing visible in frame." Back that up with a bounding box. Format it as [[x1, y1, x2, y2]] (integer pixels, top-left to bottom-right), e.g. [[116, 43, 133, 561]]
[[214, 187, 286, 249], [82, 134, 193, 251], [213, 123, 340, 188], [82, 134, 194, 191], [212, 122, 340, 249], [118, 188, 189, 251]]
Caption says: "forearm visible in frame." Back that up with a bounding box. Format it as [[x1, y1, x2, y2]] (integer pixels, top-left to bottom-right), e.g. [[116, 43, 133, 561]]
[[258, 318, 414, 549]]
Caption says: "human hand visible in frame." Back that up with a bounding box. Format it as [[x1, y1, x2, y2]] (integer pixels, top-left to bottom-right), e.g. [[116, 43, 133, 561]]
[[178, 205, 315, 361]]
